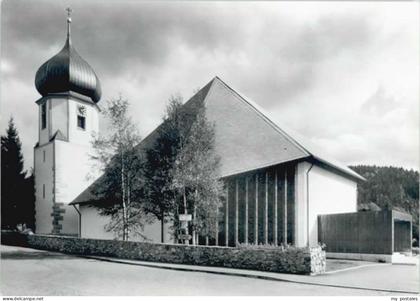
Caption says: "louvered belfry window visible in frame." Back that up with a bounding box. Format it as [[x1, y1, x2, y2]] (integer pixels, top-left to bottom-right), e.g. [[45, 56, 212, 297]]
[[41, 102, 47, 129]]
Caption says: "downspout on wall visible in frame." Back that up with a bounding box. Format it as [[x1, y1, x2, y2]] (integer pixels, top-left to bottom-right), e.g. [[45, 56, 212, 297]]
[[306, 162, 314, 247], [72, 205, 81, 238]]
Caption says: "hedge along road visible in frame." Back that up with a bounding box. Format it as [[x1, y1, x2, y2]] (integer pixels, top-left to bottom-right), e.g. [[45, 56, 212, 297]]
[[0, 245, 415, 296]]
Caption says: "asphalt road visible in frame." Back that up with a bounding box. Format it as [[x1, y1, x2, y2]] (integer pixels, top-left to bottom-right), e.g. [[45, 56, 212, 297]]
[[0, 245, 416, 296]]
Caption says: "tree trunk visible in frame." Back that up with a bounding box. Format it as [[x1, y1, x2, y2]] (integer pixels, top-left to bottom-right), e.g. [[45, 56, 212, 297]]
[[192, 205, 197, 245], [183, 187, 188, 214], [122, 206, 127, 241], [182, 188, 189, 245], [192, 189, 198, 245], [161, 210, 165, 243], [122, 202, 128, 241], [126, 180, 131, 241], [121, 160, 127, 241]]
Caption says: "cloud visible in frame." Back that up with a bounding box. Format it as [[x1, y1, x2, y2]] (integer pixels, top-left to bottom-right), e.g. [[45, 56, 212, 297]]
[[361, 86, 400, 116], [1, 0, 418, 171]]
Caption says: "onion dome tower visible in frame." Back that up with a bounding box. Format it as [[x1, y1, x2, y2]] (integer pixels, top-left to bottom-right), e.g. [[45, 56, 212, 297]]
[[34, 8, 101, 236], [35, 8, 101, 103]]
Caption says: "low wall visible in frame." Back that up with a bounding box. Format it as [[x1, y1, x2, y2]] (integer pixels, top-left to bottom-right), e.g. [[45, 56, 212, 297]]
[[1, 233, 325, 275]]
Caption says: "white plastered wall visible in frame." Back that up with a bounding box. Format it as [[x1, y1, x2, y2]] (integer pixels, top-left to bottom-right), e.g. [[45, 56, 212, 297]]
[[55, 139, 99, 234], [80, 205, 116, 240], [39, 97, 70, 145], [55, 141, 95, 204], [68, 99, 99, 145], [34, 143, 54, 234], [80, 205, 174, 243], [50, 97, 68, 139], [55, 98, 99, 234], [295, 161, 357, 247]]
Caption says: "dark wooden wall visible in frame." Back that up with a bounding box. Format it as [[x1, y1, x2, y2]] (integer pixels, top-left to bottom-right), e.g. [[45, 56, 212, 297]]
[[318, 211, 394, 255]]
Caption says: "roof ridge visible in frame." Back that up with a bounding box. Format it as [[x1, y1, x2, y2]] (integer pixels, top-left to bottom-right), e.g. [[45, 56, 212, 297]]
[[184, 76, 218, 106]]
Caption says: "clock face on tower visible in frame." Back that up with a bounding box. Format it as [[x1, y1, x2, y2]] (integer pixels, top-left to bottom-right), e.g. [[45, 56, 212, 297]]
[[77, 105, 86, 116]]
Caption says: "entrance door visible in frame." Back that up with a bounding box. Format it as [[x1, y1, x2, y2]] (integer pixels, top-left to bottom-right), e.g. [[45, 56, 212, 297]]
[[394, 220, 411, 253]]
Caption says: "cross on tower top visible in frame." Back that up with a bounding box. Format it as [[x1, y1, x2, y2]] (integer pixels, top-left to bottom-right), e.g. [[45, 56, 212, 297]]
[[66, 7, 72, 39], [66, 7, 72, 21]]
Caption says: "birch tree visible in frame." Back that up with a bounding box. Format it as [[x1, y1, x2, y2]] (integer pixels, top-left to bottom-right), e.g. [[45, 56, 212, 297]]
[[171, 106, 224, 245], [90, 96, 145, 241], [143, 95, 198, 242]]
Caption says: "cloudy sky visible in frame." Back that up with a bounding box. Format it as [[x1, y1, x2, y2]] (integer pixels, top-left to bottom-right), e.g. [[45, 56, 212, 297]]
[[1, 0, 418, 172]]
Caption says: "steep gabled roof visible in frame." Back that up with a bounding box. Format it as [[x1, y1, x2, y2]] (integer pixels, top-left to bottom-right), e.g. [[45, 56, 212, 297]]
[[70, 76, 364, 205], [207, 77, 364, 181], [201, 77, 310, 177]]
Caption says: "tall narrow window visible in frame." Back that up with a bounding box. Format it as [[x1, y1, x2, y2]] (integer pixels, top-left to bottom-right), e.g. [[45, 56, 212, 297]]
[[43, 184, 45, 199], [41, 103, 46, 129], [43, 150, 46, 162], [77, 105, 86, 130]]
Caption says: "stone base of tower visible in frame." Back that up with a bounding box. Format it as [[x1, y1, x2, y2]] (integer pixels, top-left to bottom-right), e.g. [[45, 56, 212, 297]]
[[35, 201, 78, 236], [51, 202, 65, 234], [50, 202, 78, 235]]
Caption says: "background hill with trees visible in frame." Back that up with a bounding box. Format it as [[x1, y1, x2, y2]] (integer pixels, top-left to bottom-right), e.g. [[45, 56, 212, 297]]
[[350, 165, 419, 244]]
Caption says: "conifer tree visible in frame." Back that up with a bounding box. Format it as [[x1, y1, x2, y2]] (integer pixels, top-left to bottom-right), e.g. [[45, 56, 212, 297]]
[[1, 117, 29, 229]]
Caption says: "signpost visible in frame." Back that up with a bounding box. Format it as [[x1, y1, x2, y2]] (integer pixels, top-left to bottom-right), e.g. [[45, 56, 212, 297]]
[[178, 234, 192, 241], [178, 214, 192, 245], [179, 214, 192, 221]]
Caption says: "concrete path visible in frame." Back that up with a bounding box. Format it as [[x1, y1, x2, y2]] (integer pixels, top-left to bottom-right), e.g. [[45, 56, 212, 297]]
[[1, 244, 418, 296]]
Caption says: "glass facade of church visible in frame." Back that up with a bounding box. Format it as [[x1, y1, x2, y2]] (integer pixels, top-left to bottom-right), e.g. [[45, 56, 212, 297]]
[[211, 162, 296, 247]]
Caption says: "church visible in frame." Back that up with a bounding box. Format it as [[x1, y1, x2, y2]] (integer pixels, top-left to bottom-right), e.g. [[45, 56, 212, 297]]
[[34, 12, 365, 248]]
